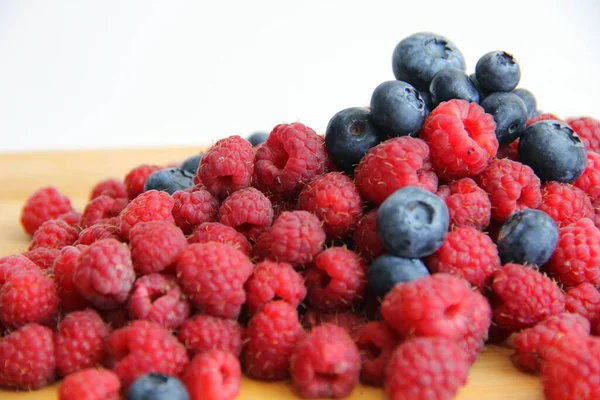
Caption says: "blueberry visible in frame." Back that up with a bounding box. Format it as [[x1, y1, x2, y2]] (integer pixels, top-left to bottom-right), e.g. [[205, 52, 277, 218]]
[[481, 92, 528, 145], [469, 73, 488, 101], [376, 186, 449, 258], [325, 107, 386, 173], [512, 88, 537, 119], [246, 131, 269, 147], [429, 67, 480, 107], [518, 120, 587, 183], [370, 81, 426, 137], [368, 254, 430, 298], [127, 373, 189, 400], [144, 168, 195, 194], [180, 153, 203, 174], [419, 91, 433, 115], [392, 32, 466, 92], [475, 51, 521, 93], [497, 209, 558, 267]]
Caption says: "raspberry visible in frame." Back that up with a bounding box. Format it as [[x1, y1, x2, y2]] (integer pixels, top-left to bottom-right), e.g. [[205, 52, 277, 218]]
[[58, 368, 120, 400], [178, 314, 244, 357], [244, 259, 306, 314], [436, 177, 491, 230], [74, 238, 135, 310], [218, 187, 273, 237], [526, 112, 562, 128], [75, 222, 121, 245], [426, 225, 501, 289], [118, 190, 175, 240], [20, 186, 74, 235], [58, 210, 83, 229], [53, 245, 91, 310], [355, 321, 400, 386], [420, 99, 498, 181], [196, 135, 255, 199], [128, 273, 190, 329], [297, 172, 363, 238], [381, 273, 476, 340], [79, 195, 124, 228], [23, 247, 60, 270], [0, 254, 40, 287], [305, 247, 367, 311], [385, 337, 470, 400], [565, 283, 600, 332], [301, 309, 367, 339], [290, 323, 360, 398], [255, 211, 326, 267], [188, 222, 252, 256], [352, 208, 385, 263], [354, 136, 438, 204], [574, 150, 600, 199], [105, 320, 189, 390], [546, 218, 600, 287], [176, 242, 253, 319], [0, 323, 55, 389], [512, 312, 590, 373], [243, 301, 305, 380], [171, 186, 219, 234], [461, 291, 492, 363], [124, 164, 162, 200], [90, 178, 128, 200], [129, 221, 187, 275], [29, 218, 79, 250], [477, 158, 542, 222], [182, 350, 241, 400], [55, 309, 111, 376], [537, 182, 594, 228], [491, 263, 565, 331], [567, 116, 600, 152], [253, 122, 329, 198]]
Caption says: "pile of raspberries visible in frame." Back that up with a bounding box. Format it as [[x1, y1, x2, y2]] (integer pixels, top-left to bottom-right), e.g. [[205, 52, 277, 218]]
[[3, 37, 600, 400]]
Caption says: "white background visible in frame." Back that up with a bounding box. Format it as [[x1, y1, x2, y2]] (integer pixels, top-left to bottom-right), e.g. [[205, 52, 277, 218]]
[[1, 0, 599, 152]]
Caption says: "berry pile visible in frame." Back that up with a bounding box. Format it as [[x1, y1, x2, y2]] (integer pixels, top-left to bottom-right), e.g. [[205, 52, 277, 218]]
[[2, 32, 600, 400]]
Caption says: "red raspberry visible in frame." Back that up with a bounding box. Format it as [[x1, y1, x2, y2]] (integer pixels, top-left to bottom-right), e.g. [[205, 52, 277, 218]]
[[75, 222, 121, 245], [188, 222, 252, 256], [255, 211, 326, 267], [537, 182, 594, 228], [385, 337, 470, 400], [23, 247, 60, 270], [182, 350, 241, 400], [20, 186, 73, 235], [526, 112, 562, 128], [290, 323, 360, 398], [253, 122, 329, 198], [196, 135, 255, 199], [546, 218, 600, 287], [58, 210, 83, 229], [129, 221, 187, 275], [243, 301, 305, 380], [460, 291, 492, 364], [55, 309, 111, 376], [90, 178, 127, 200], [118, 190, 175, 240], [355, 321, 401, 386], [178, 314, 244, 357], [297, 172, 363, 238], [0, 323, 55, 389], [244, 259, 306, 314], [74, 238, 135, 310], [512, 312, 590, 373], [420, 99, 498, 181], [0, 254, 40, 287], [29, 218, 78, 250], [301, 309, 367, 339], [565, 283, 600, 332], [426, 225, 501, 289], [128, 273, 190, 329], [305, 247, 367, 311], [53, 245, 91, 310], [354, 137, 438, 204], [105, 320, 189, 390], [176, 242, 253, 318], [436, 178, 491, 230], [477, 158, 542, 222], [567, 116, 600, 152], [124, 164, 162, 200], [381, 273, 476, 340], [352, 208, 385, 263], [79, 195, 120, 228], [218, 187, 273, 237], [58, 368, 120, 400], [171, 187, 219, 234], [575, 150, 600, 199], [491, 263, 565, 331]]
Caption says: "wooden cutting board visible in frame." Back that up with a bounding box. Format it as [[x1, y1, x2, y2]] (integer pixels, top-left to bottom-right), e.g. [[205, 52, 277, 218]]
[[0, 147, 544, 400]]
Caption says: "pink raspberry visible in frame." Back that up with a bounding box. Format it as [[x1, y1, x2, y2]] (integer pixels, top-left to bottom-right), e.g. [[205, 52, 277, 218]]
[[23, 247, 60, 270], [123, 164, 162, 200], [188, 221, 252, 256], [129, 221, 187, 275], [21, 186, 73, 235], [436, 178, 491, 230], [182, 350, 241, 400], [171, 186, 220, 234], [352, 208, 386, 263], [574, 151, 600, 199], [218, 187, 273, 237], [90, 178, 128, 200], [29, 218, 79, 250], [118, 190, 175, 240], [565, 282, 600, 332], [355, 321, 401, 386], [75, 222, 121, 245], [537, 181, 594, 228], [178, 314, 244, 357], [53, 245, 91, 311]]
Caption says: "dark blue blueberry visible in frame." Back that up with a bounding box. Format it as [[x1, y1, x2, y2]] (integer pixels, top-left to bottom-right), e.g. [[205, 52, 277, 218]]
[[481, 92, 528, 146], [180, 153, 203, 174], [370, 81, 426, 137], [518, 120, 587, 183], [511, 88, 537, 119], [246, 131, 269, 147], [497, 209, 558, 267], [143, 168, 194, 194], [376, 186, 449, 258], [127, 373, 189, 400], [368, 254, 430, 298], [325, 107, 386, 173], [429, 67, 480, 107], [475, 51, 521, 93], [392, 32, 466, 92]]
